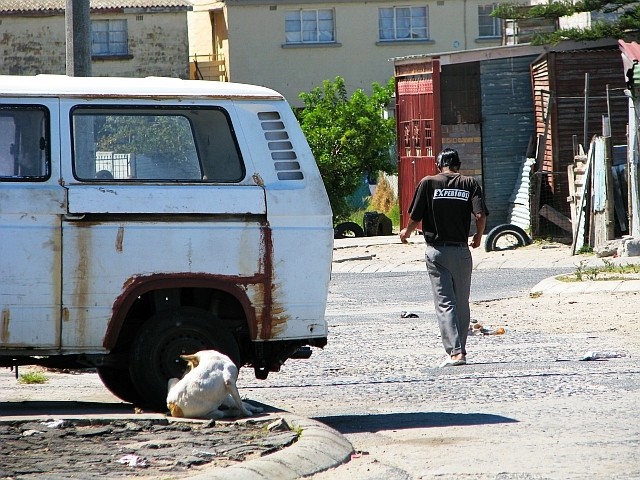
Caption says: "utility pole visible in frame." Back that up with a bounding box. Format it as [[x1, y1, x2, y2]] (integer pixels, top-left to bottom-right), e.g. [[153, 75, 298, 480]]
[[65, 0, 92, 76]]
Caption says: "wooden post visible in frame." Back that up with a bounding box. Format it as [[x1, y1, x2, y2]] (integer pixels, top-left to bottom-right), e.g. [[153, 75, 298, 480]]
[[629, 95, 640, 236], [583, 73, 589, 149], [592, 136, 615, 247], [604, 135, 615, 241]]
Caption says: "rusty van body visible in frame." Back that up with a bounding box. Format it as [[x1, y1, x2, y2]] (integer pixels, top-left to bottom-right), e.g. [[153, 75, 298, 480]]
[[0, 75, 333, 409]]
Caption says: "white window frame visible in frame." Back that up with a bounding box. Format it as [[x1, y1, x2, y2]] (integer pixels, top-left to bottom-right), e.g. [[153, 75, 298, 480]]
[[92, 19, 128, 56], [285, 9, 335, 44], [478, 4, 502, 38], [378, 6, 429, 41]]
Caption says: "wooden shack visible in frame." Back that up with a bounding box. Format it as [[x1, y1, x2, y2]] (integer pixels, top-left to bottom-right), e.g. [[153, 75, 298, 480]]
[[394, 44, 542, 230], [394, 39, 631, 238], [530, 39, 628, 236]]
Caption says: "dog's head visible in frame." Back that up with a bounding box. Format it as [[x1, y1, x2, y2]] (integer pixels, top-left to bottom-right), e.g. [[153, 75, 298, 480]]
[[180, 353, 200, 372]]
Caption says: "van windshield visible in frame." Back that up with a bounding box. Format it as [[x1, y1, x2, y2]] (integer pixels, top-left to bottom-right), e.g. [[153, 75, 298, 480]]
[[71, 106, 244, 182]]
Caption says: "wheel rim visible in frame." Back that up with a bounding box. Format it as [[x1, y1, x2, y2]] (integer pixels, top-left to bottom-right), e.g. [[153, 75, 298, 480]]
[[130, 307, 241, 410], [156, 330, 212, 380]]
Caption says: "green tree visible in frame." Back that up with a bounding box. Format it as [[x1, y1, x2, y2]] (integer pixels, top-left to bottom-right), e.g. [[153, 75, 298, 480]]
[[296, 76, 396, 222], [492, 0, 640, 45]]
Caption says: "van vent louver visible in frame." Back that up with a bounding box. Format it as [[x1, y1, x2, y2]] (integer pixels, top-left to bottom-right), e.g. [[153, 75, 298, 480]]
[[258, 111, 304, 181]]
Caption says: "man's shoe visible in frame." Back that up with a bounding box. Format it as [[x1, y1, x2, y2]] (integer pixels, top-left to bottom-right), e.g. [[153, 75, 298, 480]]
[[439, 357, 466, 367]]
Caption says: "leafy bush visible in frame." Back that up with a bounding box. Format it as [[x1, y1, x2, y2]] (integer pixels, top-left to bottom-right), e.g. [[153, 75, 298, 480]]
[[296, 77, 396, 222]]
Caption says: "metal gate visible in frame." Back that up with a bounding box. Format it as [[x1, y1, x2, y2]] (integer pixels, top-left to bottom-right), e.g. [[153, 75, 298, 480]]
[[396, 59, 441, 229]]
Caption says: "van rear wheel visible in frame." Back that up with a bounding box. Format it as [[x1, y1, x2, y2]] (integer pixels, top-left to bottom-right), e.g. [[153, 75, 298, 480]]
[[97, 365, 144, 405], [129, 307, 241, 411]]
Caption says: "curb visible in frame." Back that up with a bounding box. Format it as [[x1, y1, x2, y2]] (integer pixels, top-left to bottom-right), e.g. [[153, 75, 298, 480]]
[[0, 410, 353, 480], [188, 414, 353, 480], [530, 276, 640, 295]]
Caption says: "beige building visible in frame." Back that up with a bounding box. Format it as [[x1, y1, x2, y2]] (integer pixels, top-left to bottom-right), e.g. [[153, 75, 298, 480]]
[[0, 0, 192, 78], [188, 0, 506, 105]]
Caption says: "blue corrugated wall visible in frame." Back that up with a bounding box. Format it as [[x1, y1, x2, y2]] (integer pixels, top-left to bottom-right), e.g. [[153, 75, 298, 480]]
[[480, 55, 537, 229]]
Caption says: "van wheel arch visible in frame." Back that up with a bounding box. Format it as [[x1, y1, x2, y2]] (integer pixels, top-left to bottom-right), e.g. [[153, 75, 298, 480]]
[[106, 279, 256, 352]]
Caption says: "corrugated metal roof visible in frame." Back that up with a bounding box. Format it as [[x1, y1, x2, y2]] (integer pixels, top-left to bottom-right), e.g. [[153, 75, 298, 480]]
[[0, 0, 192, 14], [619, 39, 640, 86], [619, 40, 640, 62]]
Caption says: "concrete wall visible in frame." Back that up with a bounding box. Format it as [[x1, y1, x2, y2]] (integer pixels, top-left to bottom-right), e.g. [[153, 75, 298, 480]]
[[0, 16, 67, 75], [220, 0, 502, 106], [0, 11, 189, 78]]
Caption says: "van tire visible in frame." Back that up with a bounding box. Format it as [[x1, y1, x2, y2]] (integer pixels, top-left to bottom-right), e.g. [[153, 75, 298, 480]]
[[97, 366, 144, 405], [334, 222, 365, 239], [484, 224, 532, 252], [129, 307, 241, 411]]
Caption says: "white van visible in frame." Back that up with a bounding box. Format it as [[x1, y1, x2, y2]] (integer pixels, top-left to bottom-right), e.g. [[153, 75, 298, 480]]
[[0, 75, 333, 409]]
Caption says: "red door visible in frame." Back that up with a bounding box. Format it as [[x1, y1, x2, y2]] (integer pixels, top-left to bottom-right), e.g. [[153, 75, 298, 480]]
[[396, 60, 441, 229]]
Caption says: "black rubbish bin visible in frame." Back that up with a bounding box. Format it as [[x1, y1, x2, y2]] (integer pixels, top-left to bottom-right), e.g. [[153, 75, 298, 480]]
[[363, 211, 380, 237]]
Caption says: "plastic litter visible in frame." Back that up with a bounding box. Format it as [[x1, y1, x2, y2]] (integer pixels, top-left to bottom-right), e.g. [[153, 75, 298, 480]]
[[192, 449, 217, 458], [41, 419, 67, 429], [580, 351, 626, 361], [482, 327, 506, 335], [469, 322, 505, 335], [400, 311, 419, 318], [116, 454, 149, 468]]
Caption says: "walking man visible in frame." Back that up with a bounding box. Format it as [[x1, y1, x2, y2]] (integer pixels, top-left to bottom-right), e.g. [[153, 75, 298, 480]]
[[399, 148, 488, 367]]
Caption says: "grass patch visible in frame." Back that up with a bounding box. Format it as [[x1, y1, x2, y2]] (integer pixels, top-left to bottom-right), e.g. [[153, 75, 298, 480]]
[[387, 203, 400, 230], [18, 371, 48, 384], [347, 209, 366, 228], [576, 245, 593, 254], [557, 259, 640, 282]]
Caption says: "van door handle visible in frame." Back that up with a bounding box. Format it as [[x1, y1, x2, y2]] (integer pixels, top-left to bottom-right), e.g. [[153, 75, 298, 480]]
[[63, 214, 86, 221]]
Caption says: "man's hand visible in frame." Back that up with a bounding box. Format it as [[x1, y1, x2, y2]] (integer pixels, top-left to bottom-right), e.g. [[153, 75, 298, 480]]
[[399, 219, 419, 244], [469, 233, 482, 249]]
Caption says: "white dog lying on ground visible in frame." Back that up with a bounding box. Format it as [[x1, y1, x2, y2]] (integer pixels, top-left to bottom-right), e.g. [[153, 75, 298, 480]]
[[166, 349, 263, 419]]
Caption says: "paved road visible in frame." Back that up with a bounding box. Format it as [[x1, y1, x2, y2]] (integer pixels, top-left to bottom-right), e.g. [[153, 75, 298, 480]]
[[237, 257, 640, 480]]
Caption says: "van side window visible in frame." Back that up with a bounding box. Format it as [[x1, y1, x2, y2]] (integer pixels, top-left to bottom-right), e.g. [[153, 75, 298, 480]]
[[0, 106, 49, 180], [71, 107, 244, 182]]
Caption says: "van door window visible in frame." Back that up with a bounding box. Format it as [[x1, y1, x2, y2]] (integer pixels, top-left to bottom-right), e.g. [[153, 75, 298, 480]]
[[71, 107, 244, 182], [0, 106, 49, 180]]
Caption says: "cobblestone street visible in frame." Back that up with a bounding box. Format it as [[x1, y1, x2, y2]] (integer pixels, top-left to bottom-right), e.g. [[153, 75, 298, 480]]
[[0, 413, 296, 479]]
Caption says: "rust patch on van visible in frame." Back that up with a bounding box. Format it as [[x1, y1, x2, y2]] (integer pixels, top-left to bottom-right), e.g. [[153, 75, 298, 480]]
[[115, 226, 124, 253], [105, 221, 289, 349], [252, 173, 265, 187], [1, 309, 10, 343], [72, 226, 90, 344]]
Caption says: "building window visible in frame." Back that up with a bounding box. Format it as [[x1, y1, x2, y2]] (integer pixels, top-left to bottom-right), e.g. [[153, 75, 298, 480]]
[[285, 9, 335, 44], [478, 4, 501, 38], [92, 19, 128, 56], [379, 6, 428, 41]]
